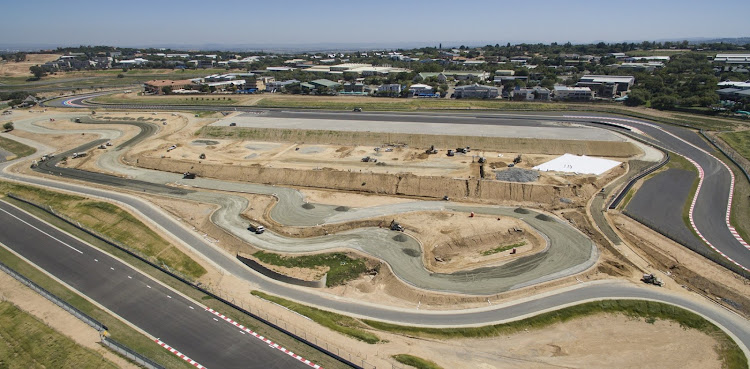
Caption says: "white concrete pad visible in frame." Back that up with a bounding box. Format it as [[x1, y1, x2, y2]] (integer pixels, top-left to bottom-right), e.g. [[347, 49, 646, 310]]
[[533, 153, 620, 175]]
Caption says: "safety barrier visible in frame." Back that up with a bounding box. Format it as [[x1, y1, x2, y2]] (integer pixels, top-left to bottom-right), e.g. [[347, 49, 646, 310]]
[[101, 336, 165, 369], [608, 152, 670, 209]]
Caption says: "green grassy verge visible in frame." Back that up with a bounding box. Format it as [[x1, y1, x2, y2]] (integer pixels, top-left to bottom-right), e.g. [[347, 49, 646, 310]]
[[251, 291, 380, 344], [720, 131, 750, 162], [0, 195, 350, 369], [0, 182, 206, 280], [0, 240, 195, 369], [0, 301, 119, 369], [0, 135, 36, 159], [365, 300, 746, 369], [480, 241, 525, 256], [392, 354, 444, 369], [253, 251, 368, 287]]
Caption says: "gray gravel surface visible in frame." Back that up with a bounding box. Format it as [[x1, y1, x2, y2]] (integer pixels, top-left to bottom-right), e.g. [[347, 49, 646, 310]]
[[495, 168, 540, 182]]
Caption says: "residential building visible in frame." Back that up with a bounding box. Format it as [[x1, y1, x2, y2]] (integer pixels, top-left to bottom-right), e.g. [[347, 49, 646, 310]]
[[408, 83, 435, 97], [494, 70, 515, 76], [342, 82, 367, 94], [144, 79, 196, 94], [265, 79, 299, 92], [511, 86, 550, 101], [418, 71, 489, 81], [609, 62, 665, 72], [377, 84, 402, 95], [188, 59, 214, 68], [576, 75, 635, 98], [453, 84, 499, 99], [553, 85, 593, 101]]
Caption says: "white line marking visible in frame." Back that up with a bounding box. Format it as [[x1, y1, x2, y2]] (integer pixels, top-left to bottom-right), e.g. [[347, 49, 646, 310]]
[[0, 207, 83, 254], [94, 259, 98, 262], [146, 285, 152, 289], [127, 276, 132, 279], [167, 295, 172, 299], [110, 267, 114, 271], [189, 306, 194, 310], [213, 318, 219, 322]]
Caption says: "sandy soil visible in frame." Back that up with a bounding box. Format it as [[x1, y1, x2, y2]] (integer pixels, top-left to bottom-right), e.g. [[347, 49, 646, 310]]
[[0, 54, 60, 77], [300, 188, 412, 207], [0, 273, 139, 369], [378, 314, 722, 369]]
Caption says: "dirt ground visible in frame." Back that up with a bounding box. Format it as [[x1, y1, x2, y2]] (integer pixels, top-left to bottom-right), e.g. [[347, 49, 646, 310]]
[[300, 188, 412, 207], [0, 54, 60, 77], [378, 314, 722, 369], [0, 273, 139, 369]]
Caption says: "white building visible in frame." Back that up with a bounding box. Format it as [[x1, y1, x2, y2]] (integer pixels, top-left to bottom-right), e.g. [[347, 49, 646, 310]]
[[408, 83, 434, 96], [554, 86, 593, 101], [713, 54, 750, 64]]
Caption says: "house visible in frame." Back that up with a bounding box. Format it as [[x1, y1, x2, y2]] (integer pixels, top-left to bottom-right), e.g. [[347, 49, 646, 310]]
[[408, 83, 435, 97], [418, 71, 489, 81], [188, 60, 215, 68], [495, 70, 515, 76], [576, 75, 635, 98], [377, 84, 402, 95], [511, 86, 550, 101], [144, 79, 196, 94], [453, 84, 499, 99], [493, 75, 528, 85], [342, 82, 368, 94], [713, 54, 750, 65], [265, 79, 299, 92], [554, 86, 593, 101]]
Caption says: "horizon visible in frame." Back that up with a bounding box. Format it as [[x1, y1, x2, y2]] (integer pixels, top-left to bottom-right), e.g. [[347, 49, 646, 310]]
[[2, 0, 749, 52]]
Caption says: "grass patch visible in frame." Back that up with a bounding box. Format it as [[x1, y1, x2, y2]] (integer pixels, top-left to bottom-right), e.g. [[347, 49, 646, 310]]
[[0, 301, 119, 369], [253, 251, 367, 287], [480, 241, 525, 256], [392, 354, 444, 369], [251, 291, 380, 344], [0, 181, 205, 280], [364, 300, 746, 369], [0, 135, 36, 159], [720, 131, 750, 162]]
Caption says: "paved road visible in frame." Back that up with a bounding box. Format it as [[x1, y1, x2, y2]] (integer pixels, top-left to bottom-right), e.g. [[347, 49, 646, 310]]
[[627, 169, 703, 250], [0, 200, 311, 369]]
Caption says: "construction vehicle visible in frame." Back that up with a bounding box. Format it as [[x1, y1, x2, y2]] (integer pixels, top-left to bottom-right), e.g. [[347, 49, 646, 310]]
[[183, 172, 196, 179], [447, 149, 455, 157], [641, 273, 664, 287], [199, 153, 206, 159], [353, 107, 362, 112], [229, 122, 237, 126], [98, 144, 106, 149], [361, 156, 377, 163], [389, 220, 404, 232], [426, 145, 438, 154], [105, 142, 112, 146], [456, 147, 467, 154], [477, 156, 486, 164], [248, 224, 265, 234], [74, 118, 82, 123], [167, 144, 177, 152], [71, 152, 87, 159], [513, 155, 522, 164]]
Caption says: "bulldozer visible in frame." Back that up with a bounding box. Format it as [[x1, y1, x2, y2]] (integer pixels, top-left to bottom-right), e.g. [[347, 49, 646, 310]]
[[641, 273, 664, 287]]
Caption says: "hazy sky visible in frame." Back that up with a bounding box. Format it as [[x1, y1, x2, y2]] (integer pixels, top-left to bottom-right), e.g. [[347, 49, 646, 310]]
[[2, 0, 749, 48]]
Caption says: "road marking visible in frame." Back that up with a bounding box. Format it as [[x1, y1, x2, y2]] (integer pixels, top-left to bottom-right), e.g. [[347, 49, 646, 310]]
[[206, 307, 321, 368], [213, 318, 219, 322], [128, 276, 132, 279], [0, 207, 83, 254], [110, 267, 115, 271], [94, 259, 98, 262], [167, 295, 172, 299], [146, 285, 152, 289], [154, 339, 206, 369], [189, 306, 194, 310], [240, 331, 246, 335]]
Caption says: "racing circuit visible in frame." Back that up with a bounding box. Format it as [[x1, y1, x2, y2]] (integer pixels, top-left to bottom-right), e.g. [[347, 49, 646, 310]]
[[0, 92, 749, 366]]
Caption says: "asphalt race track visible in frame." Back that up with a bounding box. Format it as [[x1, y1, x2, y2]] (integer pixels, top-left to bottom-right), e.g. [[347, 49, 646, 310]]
[[626, 168, 703, 249], [0, 200, 311, 369]]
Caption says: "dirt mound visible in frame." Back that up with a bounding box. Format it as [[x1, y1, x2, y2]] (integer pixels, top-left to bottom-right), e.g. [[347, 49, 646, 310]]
[[535, 214, 553, 221], [334, 206, 350, 212], [393, 234, 408, 242], [301, 203, 316, 209], [192, 140, 219, 146], [402, 248, 420, 257], [514, 208, 530, 214]]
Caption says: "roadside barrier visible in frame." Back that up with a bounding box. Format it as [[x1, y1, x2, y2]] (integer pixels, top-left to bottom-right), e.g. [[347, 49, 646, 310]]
[[700, 130, 750, 185], [6, 194, 369, 369], [101, 336, 165, 369], [608, 151, 670, 209]]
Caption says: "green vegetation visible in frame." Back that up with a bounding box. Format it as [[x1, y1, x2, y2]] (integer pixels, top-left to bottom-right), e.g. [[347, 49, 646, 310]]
[[251, 291, 380, 344], [253, 251, 368, 287], [720, 131, 750, 162], [0, 243, 196, 369], [392, 354, 444, 369], [0, 181, 206, 279], [0, 135, 36, 158], [0, 301, 119, 369], [0, 196, 350, 369], [365, 300, 746, 369], [255, 97, 566, 111], [481, 241, 525, 256]]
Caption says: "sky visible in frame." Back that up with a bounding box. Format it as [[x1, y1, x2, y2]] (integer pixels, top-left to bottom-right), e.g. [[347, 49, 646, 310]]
[[2, 0, 749, 49]]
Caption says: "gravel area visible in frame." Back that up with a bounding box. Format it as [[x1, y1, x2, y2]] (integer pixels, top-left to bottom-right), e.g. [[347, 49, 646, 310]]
[[495, 168, 540, 183], [191, 140, 219, 146]]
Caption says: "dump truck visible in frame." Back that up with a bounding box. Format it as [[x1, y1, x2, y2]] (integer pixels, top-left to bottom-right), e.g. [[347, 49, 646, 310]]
[[183, 172, 196, 179], [248, 224, 265, 234], [641, 273, 664, 287], [447, 150, 455, 157]]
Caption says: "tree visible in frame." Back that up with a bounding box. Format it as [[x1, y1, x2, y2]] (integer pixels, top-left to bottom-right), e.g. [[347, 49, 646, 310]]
[[2, 122, 13, 131], [29, 65, 46, 79], [161, 86, 173, 95], [624, 90, 648, 107], [117, 73, 125, 78], [651, 96, 678, 110]]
